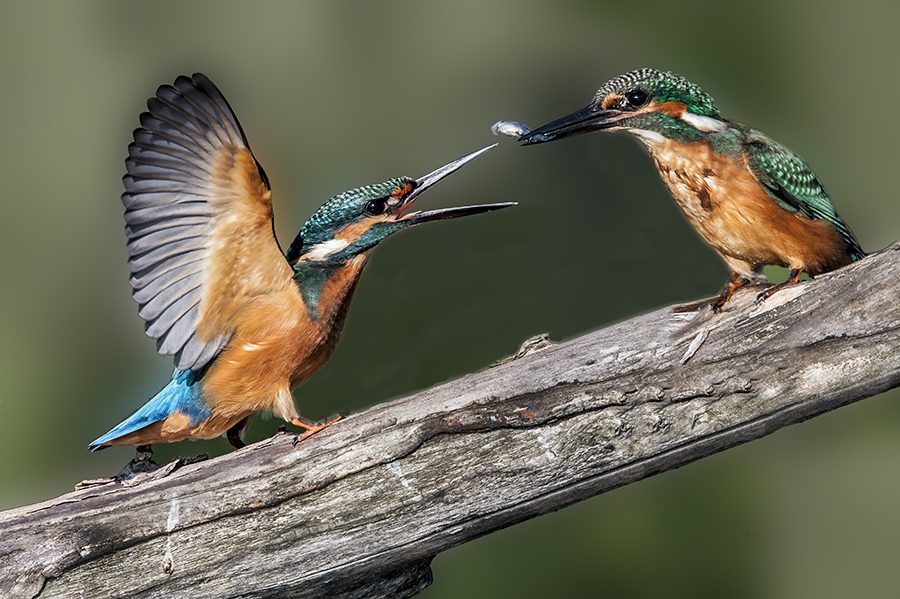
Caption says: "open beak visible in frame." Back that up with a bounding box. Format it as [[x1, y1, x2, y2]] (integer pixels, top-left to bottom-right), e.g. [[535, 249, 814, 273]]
[[392, 144, 516, 224], [518, 104, 629, 145]]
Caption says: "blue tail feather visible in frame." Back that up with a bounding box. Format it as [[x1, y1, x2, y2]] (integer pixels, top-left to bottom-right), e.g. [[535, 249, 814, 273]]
[[89, 369, 212, 450]]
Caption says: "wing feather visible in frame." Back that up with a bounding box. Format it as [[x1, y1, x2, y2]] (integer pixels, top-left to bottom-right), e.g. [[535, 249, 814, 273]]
[[126, 224, 206, 257], [743, 132, 865, 261], [173, 329, 228, 372], [138, 113, 216, 159], [170, 77, 243, 146], [122, 73, 291, 371], [175, 74, 248, 146], [125, 215, 210, 239], [122, 176, 209, 202], [125, 159, 209, 186], [128, 145, 210, 180], [139, 283, 202, 323], [132, 129, 212, 163], [129, 250, 206, 289], [156, 307, 202, 354], [124, 201, 211, 226], [126, 235, 207, 271], [131, 259, 205, 305]]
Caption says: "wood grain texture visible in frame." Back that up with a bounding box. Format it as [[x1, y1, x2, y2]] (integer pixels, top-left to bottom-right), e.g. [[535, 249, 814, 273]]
[[3, 243, 900, 599]]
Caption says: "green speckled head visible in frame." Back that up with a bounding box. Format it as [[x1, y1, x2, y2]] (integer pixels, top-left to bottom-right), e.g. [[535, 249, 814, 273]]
[[285, 145, 510, 269], [520, 69, 724, 146], [595, 69, 719, 117], [282, 145, 514, 320], [286, 178, 414, 265]]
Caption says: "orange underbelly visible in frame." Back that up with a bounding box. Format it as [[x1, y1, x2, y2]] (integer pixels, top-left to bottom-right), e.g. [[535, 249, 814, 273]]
[[200, 306, 326, 422], [197, 267, 356, 428], [681, 186, 850, 274], [651, 144, 850, 275]]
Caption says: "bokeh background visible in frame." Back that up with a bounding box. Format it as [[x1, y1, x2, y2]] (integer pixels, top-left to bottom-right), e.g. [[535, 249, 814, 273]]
[[2, 1, 899, 597]]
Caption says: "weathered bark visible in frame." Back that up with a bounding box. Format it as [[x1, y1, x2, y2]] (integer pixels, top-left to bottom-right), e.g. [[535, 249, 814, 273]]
[[3, 243, 899, 599]]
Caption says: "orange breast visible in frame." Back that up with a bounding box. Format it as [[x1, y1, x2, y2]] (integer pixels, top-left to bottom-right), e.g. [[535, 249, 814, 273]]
[[191, 253, 370, 439], [645, 139, 851, 277]]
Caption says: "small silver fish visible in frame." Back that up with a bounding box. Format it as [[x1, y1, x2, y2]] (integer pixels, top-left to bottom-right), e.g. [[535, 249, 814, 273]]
[[490, 120, 551, 142], [491, 120, 531, 138]]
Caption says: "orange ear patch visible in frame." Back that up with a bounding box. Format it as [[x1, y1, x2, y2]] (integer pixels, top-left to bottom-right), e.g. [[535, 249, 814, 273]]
[[333, 216, 382, 245], [600, 93, 622, 110], [655, 101, 686, 118]]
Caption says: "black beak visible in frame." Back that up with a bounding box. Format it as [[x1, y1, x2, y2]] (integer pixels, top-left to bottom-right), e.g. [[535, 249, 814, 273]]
[[403, 201, 516, 224], [394, 144, 516, 223], [518, 104, 629, 145]]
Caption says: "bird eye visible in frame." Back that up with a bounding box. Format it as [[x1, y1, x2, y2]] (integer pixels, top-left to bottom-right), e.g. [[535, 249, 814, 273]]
[[625, 90, 648, 108], [365, 198, 387, 216]]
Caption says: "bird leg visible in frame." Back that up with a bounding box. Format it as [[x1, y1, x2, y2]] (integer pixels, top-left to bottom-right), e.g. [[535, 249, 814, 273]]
[[712, 271, 746, 313], [291, 413, 343, 446], [226, 416, 252, 449], [756, 268, 804, 305]]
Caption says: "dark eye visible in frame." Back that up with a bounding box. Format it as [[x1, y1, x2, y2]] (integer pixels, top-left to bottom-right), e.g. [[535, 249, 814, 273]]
[[625, 90, 648, 108], [365, 198, 387, 216]]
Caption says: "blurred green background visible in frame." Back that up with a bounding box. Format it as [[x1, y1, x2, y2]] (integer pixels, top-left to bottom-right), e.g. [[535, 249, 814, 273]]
[[2, 1, 899, 597]]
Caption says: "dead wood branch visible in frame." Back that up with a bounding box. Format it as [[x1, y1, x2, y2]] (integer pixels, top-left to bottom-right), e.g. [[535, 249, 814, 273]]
[[3, 243, 899, 599]]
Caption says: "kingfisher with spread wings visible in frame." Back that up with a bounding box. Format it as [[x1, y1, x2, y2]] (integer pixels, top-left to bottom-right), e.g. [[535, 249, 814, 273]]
[[89, 74, 512, 451]]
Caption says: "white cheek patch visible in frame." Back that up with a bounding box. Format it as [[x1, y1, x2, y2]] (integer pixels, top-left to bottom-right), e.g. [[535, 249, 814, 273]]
[[681, 111, 726, 132], [304, 238, 350, 261], [629, 128, 666, 144]]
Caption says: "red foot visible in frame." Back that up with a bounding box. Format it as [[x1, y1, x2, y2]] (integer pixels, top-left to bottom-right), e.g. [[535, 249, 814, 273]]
[[712, 272, 746, 313], [291, 413, 343, 446], [756, 268, 804, 305]]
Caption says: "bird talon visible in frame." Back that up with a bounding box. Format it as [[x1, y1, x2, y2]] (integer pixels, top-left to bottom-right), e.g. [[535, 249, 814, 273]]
[[291, 413, 343, 446], [226, 416, 251, 449]]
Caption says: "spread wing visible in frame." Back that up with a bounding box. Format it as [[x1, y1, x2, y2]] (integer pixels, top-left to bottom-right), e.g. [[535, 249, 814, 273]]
[[123, 73, 292, 371], [743, 132, 865, 261]]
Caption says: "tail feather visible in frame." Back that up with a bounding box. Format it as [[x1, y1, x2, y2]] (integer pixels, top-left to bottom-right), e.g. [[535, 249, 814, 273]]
[[88, 369, 211, 450], [845, 234, 866, 263]]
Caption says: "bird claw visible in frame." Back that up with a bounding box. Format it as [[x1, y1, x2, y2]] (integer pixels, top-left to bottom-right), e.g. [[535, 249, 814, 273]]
[[754, 268, 803, 308], [291, 413, 343, 446], [710, 271, 746, 313]]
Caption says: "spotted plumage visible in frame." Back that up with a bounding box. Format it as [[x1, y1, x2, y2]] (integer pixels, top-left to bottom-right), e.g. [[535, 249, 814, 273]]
[[520, 68, 864, 310], [90, 74, 512, 451]]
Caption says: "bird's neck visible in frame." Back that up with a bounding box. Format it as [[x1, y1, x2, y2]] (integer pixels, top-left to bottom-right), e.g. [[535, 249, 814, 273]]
[[623, 107, 739, 154], [292, 253, 370, 323], [630, 119, 743, 167]]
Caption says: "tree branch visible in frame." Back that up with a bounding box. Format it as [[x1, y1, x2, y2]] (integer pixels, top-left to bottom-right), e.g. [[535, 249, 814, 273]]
[[3, 243, 900, 599]]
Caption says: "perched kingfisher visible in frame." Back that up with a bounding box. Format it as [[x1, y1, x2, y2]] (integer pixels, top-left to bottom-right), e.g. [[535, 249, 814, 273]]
[[518, 68, 865, 311], [89, 73, 513, 451]]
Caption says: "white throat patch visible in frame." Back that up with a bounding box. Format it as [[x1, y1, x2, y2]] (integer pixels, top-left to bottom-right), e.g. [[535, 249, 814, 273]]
[[304, 238, 350, 261], [681, 111, 726, 132], [629, 128, 666, 144]]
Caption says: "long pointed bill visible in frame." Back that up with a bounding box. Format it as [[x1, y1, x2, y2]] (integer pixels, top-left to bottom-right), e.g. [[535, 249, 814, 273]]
[[392, 144, 516, 223], [403, 201, 516, 224], [518, 104, 629, 145]]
